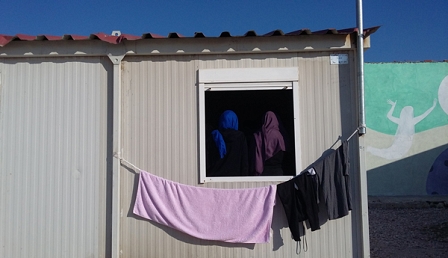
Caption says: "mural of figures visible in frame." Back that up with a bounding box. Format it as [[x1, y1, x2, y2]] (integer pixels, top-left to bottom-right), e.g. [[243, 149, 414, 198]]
[[366, 99, 437, 160], [365, 62, 448, 196]]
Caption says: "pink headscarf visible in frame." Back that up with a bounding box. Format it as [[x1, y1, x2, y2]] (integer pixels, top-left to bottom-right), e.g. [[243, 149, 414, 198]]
[[253, 111, 286, 175]]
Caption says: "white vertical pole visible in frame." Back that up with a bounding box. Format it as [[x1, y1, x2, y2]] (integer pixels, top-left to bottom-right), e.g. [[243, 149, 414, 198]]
[[109, 54, 124, 258], [356, 1, 371, 257], [357, 0, 366, 135]]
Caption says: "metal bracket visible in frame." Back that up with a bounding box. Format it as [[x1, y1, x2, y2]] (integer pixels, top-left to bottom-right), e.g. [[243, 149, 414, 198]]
[[108, 54, 124, 65]]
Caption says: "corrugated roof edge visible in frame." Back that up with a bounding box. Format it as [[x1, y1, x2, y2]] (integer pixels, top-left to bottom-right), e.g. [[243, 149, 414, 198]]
[[0, 26, 380, 47]]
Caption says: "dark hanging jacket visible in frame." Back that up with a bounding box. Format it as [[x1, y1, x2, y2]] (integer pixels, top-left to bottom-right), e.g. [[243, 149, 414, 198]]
[[277, 173, 320, 241], [313, 141, 352, 220]]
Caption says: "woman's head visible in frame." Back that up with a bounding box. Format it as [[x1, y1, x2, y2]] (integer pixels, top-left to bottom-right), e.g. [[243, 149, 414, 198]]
[[262, 111, 280, 130], [400, 106, 414, 119], [219, 110, 239, 130]]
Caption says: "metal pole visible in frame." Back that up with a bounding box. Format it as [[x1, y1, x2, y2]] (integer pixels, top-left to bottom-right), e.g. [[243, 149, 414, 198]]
[[109, 54, 124, 258], [356, 2, 371, 257], [357, 0, 366, 135]]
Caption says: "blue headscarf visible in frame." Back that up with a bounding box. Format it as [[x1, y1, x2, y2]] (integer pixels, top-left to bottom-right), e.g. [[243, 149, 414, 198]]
[[211, 110, 239, 159]]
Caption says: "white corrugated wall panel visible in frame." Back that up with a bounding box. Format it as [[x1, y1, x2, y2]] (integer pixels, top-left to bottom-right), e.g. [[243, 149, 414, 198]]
[[0, 57, 110, 258], [120, 56, 200, 258], [119, 52, 362, 257]]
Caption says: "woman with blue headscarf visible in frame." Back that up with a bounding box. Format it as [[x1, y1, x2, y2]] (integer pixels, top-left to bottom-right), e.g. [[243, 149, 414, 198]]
[[206, 110, 249, 177]]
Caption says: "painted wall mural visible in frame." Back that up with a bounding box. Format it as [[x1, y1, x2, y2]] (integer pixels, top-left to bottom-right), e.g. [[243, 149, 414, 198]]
[[365, 62, 448, 196], [427, 75, 448, 195], [366, 98, 437, 160]]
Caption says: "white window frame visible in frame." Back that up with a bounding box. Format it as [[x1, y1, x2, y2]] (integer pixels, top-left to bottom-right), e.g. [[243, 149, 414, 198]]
[[198, 67, 301, 183]]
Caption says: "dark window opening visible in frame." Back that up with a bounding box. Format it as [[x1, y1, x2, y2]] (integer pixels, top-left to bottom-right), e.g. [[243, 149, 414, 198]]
[[205, 89, 296, 177]]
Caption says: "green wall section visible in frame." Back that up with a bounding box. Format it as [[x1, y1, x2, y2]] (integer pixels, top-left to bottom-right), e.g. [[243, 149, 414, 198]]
[[365, 63, 448, 135], [365, 62, 448, 196]]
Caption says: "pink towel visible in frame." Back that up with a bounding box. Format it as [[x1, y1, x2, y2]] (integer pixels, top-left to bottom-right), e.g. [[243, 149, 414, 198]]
[[133, 170, 277, 243]]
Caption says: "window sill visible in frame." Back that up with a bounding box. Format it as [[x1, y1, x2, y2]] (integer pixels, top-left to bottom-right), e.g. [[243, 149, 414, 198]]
[[200, 176, 293, 184]]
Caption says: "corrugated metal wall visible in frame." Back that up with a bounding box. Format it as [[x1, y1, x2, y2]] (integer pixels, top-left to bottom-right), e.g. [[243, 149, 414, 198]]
[[0, 57, 111, 258], [119, 52, 362, 257]]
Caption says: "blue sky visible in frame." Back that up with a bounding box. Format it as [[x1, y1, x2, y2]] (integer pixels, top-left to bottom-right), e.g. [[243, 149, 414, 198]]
[[1, 0, 447, 63]]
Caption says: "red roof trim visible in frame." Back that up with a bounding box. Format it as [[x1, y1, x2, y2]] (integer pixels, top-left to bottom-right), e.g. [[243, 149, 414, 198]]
[[0, 26, 380, 47], [141, 33, 164, 39], [62, 34, 89, 40], [15, 34, 36, 41], [0, 35, 14, 46], [36, 35, 61, 41]]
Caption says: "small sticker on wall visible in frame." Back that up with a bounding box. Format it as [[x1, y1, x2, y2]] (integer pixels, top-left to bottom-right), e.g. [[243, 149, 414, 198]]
[[330, 54, 348, 65]]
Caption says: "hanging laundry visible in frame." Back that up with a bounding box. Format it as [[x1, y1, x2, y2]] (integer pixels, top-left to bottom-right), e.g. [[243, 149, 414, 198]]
[[277, 172, 320, 241], [133, 170, 277, 243], [313, 141, 352, 220], [276, 141, 353, 242]]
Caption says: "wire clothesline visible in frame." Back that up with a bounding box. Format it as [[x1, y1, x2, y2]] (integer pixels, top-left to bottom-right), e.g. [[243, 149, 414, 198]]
[[114, 152, 141, 172], [346, 127, 360, 142], [114, 128, 360, 173]]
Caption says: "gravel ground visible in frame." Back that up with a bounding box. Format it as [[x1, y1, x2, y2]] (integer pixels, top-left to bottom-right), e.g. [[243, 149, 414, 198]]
[[369, 197, 448, 258]]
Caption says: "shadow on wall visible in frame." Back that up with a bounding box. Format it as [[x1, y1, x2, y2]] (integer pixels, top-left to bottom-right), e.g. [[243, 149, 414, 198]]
[[367, 144, 448, 196], [427, 147, 448, 195]]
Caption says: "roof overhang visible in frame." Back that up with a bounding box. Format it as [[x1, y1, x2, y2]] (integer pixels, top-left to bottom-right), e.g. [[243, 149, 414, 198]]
[[0, 26, 380, 58]]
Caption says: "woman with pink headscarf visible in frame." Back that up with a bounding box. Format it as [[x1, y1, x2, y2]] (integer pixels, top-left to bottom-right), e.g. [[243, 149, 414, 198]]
[[252, 111, 286, 176]]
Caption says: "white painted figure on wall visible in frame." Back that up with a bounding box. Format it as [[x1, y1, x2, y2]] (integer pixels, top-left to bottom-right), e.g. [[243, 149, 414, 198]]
[[367, 98, 437, 160]]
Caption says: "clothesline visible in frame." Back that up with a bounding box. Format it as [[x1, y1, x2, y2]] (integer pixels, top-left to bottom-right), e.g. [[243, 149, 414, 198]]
[[114, 152, 141, 172], [117, 141, 352, 247], [346, 128, 359, 142], [115, 128, 359, 174]]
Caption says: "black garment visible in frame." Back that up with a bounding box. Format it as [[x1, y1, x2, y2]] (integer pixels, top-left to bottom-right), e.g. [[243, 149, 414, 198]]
[[206, 129, 249, 177], [260, 151, 284, 176], [277, 173, 320, 241], [313, 141, 352, 220]]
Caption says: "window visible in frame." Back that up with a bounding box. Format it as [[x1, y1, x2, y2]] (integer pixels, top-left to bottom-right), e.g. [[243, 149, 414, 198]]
[[198, 68, 301, 183]]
